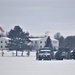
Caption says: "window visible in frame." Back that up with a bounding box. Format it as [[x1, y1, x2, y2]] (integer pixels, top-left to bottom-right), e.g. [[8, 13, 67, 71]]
[[40, 46, 42, 48], [31, 46, 33, 48], [45, 41, 46, 44], [1, 46, 3, 48], [5, 41, 7, 43], [35, 41, 37, 43], [1, 41, 3, 43], [40, 41, 42, 43], [53, 41, 57, 44], [31, 41, 33, 43], [5, 46, 7, 48]]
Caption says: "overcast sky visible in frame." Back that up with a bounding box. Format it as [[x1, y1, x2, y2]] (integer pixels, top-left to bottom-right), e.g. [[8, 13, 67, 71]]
[[0, 0, 75, 37]]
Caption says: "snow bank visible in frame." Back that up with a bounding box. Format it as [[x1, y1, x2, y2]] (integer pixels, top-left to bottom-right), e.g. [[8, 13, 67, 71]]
[[0, 51, 75, 75]]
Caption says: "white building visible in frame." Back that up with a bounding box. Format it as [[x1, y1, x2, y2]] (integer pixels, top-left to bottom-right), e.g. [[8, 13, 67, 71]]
[[0, 37, 10, 50], [0, 36, 59, 50], [30, 36, 59, 50]]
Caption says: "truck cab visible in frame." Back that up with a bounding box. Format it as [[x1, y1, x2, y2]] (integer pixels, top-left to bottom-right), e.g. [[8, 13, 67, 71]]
[[36, 47, 51, 60]]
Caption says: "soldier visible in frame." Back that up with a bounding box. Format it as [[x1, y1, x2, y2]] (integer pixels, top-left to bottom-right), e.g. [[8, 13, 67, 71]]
[[12, 52, 15, 57], [72, 51, 75, 59], [27, 50, 30, 57], [36, 50, 38, 60], [2, 51, 4, 57], [55, 51, 63, 60]]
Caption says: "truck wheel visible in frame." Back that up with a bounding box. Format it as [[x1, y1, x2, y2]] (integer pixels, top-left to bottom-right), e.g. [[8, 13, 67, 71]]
[[38, 58, 42, 60]]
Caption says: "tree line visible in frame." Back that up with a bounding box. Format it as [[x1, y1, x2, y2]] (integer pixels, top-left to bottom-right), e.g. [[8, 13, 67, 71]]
[[1, 26, 75, 57], [54, 32, 75, 51]]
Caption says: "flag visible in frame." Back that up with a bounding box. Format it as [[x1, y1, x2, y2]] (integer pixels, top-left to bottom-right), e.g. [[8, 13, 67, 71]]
[[0, 27, 5, 32]]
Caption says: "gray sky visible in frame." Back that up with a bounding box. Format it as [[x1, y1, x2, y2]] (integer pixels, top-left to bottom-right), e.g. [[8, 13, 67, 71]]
[[0, 0, 75, 37]]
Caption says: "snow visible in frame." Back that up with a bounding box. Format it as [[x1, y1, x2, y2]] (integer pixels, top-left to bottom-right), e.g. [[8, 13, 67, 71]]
[[30, 38, 43, 41], [0, 51, 75, 75], [0, 37, 10, 40]]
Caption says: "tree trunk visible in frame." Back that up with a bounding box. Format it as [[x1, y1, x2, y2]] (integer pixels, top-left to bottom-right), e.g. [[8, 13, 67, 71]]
[[21, 50, 24, 56], [27, 50, 30, 57], [2, 50, 4, 57], [51, 51, 54, 59], [16, 50, 17, 56]]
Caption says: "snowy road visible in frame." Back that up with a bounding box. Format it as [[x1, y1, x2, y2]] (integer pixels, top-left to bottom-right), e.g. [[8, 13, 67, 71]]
[[0, 52, 75, 75]]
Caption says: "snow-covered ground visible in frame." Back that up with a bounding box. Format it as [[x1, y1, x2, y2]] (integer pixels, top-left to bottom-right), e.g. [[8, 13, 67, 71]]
[[0, 51, 75, 75]]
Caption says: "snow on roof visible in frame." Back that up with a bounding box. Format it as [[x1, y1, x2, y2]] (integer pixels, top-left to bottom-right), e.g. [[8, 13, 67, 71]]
[[0, 37, 10, 40], [0, 36, 58, 41], [30, 37, 58, 41], [30, 38, 42, 41], [51, 38, 58, 41], [40, 50, 51, 51]]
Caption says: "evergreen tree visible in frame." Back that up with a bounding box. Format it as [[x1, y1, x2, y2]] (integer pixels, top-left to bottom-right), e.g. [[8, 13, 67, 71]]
[[59, 36, 65, 48], [7, 26, 31, 56], [64, 36, 75, 50], [54, 32, 65, 49], [54, 32, 61, 40], [45, 36, 53, 50], [45, 36, 54, 59]]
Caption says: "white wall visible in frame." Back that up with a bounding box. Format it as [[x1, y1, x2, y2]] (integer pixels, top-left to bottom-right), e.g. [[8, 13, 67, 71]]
[[30, 36, 59, 50], [0, 37, 9, 50], [0, 36, 59, 50]]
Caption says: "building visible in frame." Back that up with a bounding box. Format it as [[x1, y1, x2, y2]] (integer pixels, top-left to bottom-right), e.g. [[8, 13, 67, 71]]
[[30, 36, 59, 50], [0, 37, 10, 50], [0, 36, 59, 50]]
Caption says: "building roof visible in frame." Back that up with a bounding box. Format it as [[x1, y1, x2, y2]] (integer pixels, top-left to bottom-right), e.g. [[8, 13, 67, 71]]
[[0, 37, 10, 40], [51, 38, 58, 41], [30, 36, 58, 41], [30, 38, 42, 41]]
